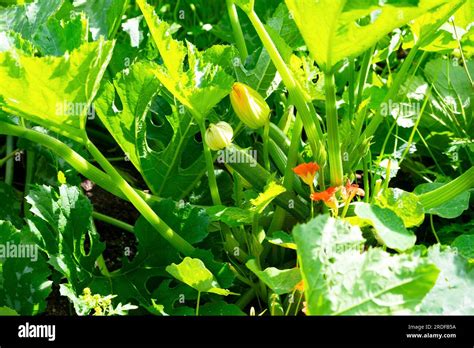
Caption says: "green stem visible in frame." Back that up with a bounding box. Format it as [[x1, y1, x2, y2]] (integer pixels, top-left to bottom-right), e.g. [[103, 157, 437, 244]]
[[363, 153, 370, 203], [263, 122, 270, 171], [92, 211, 134, 233], [324, 71, 344, 186], [23, 150, 35, 217], [85, 139, 195, 255], [269, 115, 305, 228], [226, 0, 248, 61], [225, 146, 309, 220], [418, 167, 474, 210], [359, 43, 420, 144], [198, 121, 222, 206], [430, 214, 441, 244], [0, 123, 163, 205], [235, 288, 255, 310], [96, 254, 111, 278], [246, 10, 324, 163], [355, 47, 375, 112], [5, 135, 14, 185], [0, 148, 19, 167], [196, 291, 201, 316], [399, 87, 432, 165]]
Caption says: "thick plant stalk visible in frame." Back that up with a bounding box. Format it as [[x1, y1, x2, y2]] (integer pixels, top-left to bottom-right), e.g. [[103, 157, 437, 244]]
[[418, 167, 474, 210], [198, 121, 222, 205], [324, 71, 344, 186], [85, 140, 195, 255], [269, 115, 304, 232], [226, 0, 248, 61], [0, 123, 160, 203], [0, 123, 194, 255], [245, 9, 324, 164], [5, 135, 13, 185], [224, 146, 309, 220]]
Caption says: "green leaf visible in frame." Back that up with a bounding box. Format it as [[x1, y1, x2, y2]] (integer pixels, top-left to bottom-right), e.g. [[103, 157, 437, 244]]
[[285, 0, 456, 70], [166, 257, 234, 296], [206, 205, 253, 227], [410, 0, 468, 51], [293, 215, 438, 315], [414, 182, 470, 218], [198, 301, 246, 316], [0, 221, 52, 315], [33, 13, 88, 56], [0, 30, 35, 54], [376, 188, 425, 227], [0, 40, 115, 141], [26, 184, 105, 289], [419, 245, 474, 314], [137, 0, 234, 118], [72, 0, 127, 40], [234, 3, 303, 98], [246, 259, 301, 295], [424, 58, 473, 121], [0, 306, 18, 315], [354, 202, 417, 251], [94, 60, 208, 199], [152, 279, 196, 315], [151, 199, 209, 245], [452, 235, 474, 262], [250, 181, 286, 214], [266, 230, 296, 250], [234, 0, 254, 13], [0, 182, 22, 228], [0, 0, 63, 40]]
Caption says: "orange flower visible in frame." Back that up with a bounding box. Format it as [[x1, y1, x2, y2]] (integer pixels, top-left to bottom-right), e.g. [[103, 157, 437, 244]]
[[341, 180, 365, 201], [294, 280, 304, 292], [293, 162, 320, 187], [310, 186, 336, 202], [311, 186, 338, 211]]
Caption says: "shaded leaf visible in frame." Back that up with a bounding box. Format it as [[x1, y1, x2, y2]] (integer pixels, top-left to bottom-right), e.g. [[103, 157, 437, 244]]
[[0, 221, 52, 315], [72, 0, 127, 40], [452, 234, 474, 262], [414, 182, 470, 218], [354, 202, 416, 251], [0, 0, 63, 40], [266, 230, 296, 250]]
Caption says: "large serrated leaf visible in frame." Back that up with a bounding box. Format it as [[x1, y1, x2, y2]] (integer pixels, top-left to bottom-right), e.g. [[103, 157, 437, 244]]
[[0, 221, 52, 315], [26, 185, 105, 290], [0, 40, 114, 141], [286, 0, 456, 70], [94, 61, 208, 199], [137, 0, 234, 118], [0, 0, 63, 40], [293, 215, 438, 315], [419, 245, 474, 314], [72, 0, 127, 40]]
